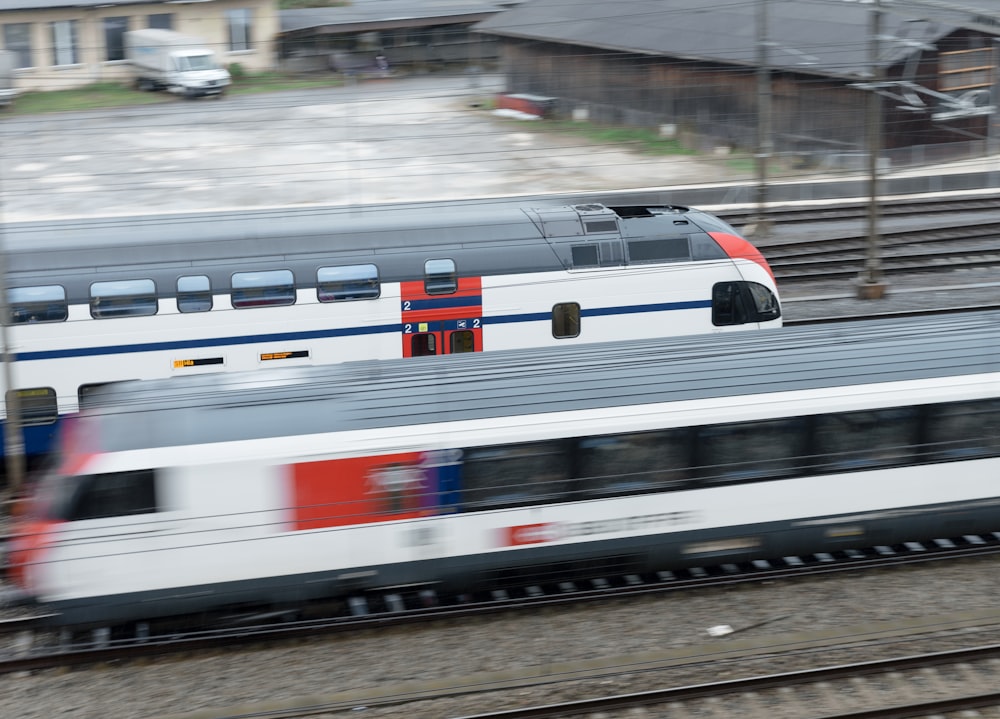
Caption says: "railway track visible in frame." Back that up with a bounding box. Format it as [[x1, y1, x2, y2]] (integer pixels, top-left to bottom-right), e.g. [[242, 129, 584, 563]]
[[5, 529, 1000, 676]]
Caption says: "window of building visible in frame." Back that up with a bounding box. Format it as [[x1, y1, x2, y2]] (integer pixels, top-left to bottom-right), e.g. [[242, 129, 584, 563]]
[[317, 264, 379, 301], [3, 23, 32, 69], [148, 13, 173, 30], [8, 285, 68, 324], [226, 8, 253, 51], [66, 470, 158, 521], [176, 275, 212, 313], [90, 279, 157, 318], [424, 259, 457, 295], [103, 17, 128, 61], [231, 270, 295, 308], [6, 387, 58, 426], [552, 302, 580, 338], [50, 19, 79, 66]]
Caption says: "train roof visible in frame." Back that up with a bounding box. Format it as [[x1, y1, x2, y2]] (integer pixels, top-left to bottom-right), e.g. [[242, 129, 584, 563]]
[[4, 200, 705, 274], [79, 311, 1000, 453]]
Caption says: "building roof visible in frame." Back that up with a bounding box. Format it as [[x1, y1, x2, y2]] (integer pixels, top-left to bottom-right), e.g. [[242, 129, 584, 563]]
[[475, 0, 1000, 79], [0, 0, 192, 10], [280, 0, 517, 35]]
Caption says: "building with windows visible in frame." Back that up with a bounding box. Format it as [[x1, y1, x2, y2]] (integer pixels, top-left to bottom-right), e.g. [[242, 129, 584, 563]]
[[1, 0, 277, 92]]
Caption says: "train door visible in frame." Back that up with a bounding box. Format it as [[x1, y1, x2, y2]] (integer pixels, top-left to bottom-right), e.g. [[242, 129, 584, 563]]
[[401, 272, 484, 357]]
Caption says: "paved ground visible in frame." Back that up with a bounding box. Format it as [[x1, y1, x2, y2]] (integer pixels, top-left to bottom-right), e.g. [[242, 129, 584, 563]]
[[0, 73, 746, 222]]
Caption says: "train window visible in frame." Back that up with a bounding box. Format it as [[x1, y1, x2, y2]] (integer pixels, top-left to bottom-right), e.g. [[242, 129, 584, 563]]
[[8, 285, 68, 324], [552, 303, 581, 338], [65, 470, 158, 521], [177, 275, 213, 313], [925, 399, 1000, 460], [424, 259, 457, 295], [814, 407, 918, 472], [577, 428, 692, 498], [231, 270, 295, 309], [449, 330, 475, 353], [627, 237, 691, 263], [462, 441, 570, 509], [746, 282, 780, 321], [690, 232, 728, 260], [411, 333, 437, 356], [90, 279, 157, 319], [6, 387, 58, 426], [570, 245, 599, 268], [317, 264, 380, 302], [696, 418, 808, 483]]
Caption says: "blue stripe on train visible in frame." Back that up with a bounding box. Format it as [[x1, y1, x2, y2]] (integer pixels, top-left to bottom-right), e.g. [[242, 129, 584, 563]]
[[15, 300, 712, 362]]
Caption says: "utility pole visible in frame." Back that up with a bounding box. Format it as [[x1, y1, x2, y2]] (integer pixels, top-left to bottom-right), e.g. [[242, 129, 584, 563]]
[[753, 0, 773, 236], [858, 0, 889, 299]]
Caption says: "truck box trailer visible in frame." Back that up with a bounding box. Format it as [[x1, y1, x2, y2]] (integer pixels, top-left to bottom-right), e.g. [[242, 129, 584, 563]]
[[124, 29, 230, 98]]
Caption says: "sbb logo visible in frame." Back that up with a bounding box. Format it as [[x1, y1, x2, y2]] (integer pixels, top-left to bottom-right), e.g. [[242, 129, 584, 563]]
[[504, 522, 560, 546]]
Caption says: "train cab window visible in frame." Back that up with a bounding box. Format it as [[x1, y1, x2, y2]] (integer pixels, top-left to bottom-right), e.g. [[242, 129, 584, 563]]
[[231, 270, 295, 308], [450, 330, 475, 353], [176, 275, 213, 313], [462, 441, 571, 509], [577, 428, 692, 498], [424, 259, 457, 295], [552, 302, 581, 338], [6, 387, 58, 426], [65, 469, 158, 521], [411, 333, 437, 356], [814, 407, 918, 472], [695, 418, 807, 483], [711, 281, 780, 325], [8, 285, 68, 324], [925, 399, 1000, 460], [627, 237, 691, 263], [90, 279, 157, 319], [317, 264, 380, 302]]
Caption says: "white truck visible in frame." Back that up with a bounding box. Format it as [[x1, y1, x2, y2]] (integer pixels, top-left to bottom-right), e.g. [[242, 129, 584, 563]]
[[124, 29, 231, 98], [0, 50, 18, 108]]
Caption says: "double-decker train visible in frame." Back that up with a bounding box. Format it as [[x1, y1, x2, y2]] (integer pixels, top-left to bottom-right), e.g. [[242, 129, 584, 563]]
[[3, 200, 780, 457], [7, 310, 998, 629]]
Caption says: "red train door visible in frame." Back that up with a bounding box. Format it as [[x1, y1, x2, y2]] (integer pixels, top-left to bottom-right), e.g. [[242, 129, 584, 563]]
[[401, 278, 484, 357]]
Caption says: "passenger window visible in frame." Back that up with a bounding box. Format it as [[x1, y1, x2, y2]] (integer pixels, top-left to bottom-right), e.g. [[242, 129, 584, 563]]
[[6, 387, 58, 426], [450, 330, 475, 353], [90, 279, 157, 318], [317, 264, 380, 302], [578, 428, 692, 497], [696, 418, 807, 483], [424, 259, 457, 295], [552, 302, 580, 338], [177, 275, 213, 313], [78, 382, 122, 409], [462, 441, 570, 509], [925, 399, 1000, 460], [627, 237, 691, 263], [231, 270, 295, 308], [411, 333, 436, 356], [814, 408, 918, 471], [8, 285, 68, 324], [66, 470, 158, 521]]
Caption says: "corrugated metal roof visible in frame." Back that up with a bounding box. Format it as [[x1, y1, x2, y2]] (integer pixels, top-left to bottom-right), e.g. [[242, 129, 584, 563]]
[[473, 0, 1000, 79], [280, 0, 514, 34], [1, 0, 183, 10]]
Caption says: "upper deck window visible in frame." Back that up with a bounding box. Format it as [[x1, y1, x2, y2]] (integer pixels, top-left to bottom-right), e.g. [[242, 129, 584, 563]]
[[317, 264, 380, 302], [8, 285, 68, 324], [177, 275, 213, 313], [424, 259, 457, 295], [90, 279, 157, 318], [231, 270, 295, 308]]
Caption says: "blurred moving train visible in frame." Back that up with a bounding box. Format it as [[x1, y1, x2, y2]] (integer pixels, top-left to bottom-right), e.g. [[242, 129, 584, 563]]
[[2, 200, 780, 457], [7, 310, 999, 628]]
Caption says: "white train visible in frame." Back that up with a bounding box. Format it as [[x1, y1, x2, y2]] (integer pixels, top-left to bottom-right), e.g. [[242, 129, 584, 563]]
[[3, 200, 780, 457], [7, 310, 999, 628]]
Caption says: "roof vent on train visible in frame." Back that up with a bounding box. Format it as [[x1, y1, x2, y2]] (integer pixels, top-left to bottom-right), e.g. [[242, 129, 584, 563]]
[[533, 204, 620, 239]]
